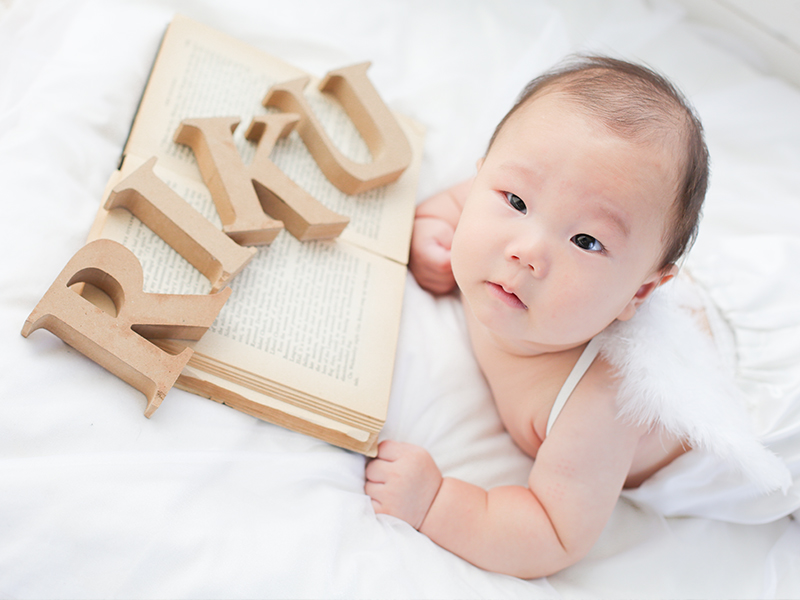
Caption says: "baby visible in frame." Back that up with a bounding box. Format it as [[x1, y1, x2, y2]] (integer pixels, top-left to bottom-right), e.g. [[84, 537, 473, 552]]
[[365, 56, 710, 578]]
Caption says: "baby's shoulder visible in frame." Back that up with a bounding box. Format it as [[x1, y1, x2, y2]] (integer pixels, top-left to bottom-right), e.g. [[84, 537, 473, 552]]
[[561, 350, 626, 425]]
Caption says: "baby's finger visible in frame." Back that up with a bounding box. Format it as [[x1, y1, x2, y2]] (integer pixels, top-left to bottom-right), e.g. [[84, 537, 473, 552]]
[[365, 457, 390, 483], [364, 481, 387, 512], [424, 239, 452, 266], [417, 268, 456, 295], [364, 479, 380, 496], [375, 439, 410, 461]]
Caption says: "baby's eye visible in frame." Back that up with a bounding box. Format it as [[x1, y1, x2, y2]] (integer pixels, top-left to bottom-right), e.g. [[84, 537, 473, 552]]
[[504, 192, 527, 214], [571, 233, 604, 253]]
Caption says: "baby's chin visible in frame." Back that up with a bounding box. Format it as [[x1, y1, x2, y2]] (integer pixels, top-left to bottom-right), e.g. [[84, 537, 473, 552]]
[[478, 315, 602, 356]]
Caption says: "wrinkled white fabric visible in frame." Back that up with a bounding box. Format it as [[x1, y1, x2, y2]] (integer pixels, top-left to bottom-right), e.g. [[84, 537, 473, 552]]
[[622, 236, 800, 523]]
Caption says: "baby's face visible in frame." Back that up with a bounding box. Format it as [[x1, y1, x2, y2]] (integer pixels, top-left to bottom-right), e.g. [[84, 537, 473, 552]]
[[451, 92, 678, 355]]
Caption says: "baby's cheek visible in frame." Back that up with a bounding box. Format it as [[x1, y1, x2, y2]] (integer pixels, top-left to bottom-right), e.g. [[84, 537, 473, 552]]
[[450, 222, 477, 285]]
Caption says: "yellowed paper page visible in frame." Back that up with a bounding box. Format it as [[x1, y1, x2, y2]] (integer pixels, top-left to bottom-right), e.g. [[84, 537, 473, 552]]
[[91, 15, 423, 451]]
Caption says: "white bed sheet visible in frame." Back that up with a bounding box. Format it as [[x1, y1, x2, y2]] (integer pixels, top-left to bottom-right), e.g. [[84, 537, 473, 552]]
[[2, 0, 800, 597]]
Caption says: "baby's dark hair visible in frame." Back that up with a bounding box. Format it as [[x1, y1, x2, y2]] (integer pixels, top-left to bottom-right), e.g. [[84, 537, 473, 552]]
[[488, 55, 709, 268]]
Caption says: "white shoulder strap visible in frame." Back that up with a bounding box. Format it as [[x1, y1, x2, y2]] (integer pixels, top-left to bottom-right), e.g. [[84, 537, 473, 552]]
[[546, 337, 602, 436]]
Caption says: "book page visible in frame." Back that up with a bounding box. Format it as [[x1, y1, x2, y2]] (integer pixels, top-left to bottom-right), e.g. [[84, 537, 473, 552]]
[[178, 365, 380, 456], [93, 15, 423, 443], [179, 366, 374, 445], [125, 15, 305, 179], [95, 159, 405, 419], [125, 14, 421, 263], [189, 239, 405, 423]]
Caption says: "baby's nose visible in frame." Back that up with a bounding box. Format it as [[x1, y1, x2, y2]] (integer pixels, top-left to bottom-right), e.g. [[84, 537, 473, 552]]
[[506, 237, 548, 277]]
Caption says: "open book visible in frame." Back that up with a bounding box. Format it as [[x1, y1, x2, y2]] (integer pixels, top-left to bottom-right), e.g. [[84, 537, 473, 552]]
[[88, 15, 424, 456]]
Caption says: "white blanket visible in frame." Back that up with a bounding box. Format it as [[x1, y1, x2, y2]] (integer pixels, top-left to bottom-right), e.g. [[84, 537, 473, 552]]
[[3, 0, 800, 597]]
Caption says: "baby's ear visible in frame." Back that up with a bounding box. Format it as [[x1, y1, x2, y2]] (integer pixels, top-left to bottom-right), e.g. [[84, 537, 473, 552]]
[[617, 264, 678, 321]]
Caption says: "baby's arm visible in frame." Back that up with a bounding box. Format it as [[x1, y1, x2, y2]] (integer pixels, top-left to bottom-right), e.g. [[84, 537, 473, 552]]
[[366, 366, 646, 578], [409, 179, 472, 295]]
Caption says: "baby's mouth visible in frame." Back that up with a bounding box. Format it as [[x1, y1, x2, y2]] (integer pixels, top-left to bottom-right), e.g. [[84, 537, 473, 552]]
[[486, 282, 528, 310]]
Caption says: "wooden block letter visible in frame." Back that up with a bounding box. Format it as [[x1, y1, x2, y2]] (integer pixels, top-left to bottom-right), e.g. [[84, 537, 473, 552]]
[[245, 113, 350, 240], [106, 157, 257, 292], [174, 117, 285, 246], [262, 62, 412, 195], [176, 116, 349, 243], [21, 239, 232, 417]]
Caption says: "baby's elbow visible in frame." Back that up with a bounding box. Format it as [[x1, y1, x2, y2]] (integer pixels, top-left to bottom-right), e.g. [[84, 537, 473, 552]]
[[511, 544, 590, 580], [483, 486, 600, 578], [466, 533, 583, 579], [509, 520, 597, 579]]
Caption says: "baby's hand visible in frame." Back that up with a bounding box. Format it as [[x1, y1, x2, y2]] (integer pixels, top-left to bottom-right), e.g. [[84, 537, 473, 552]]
[[365, 440, 442, 530], [409, 216, 457, 295]]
